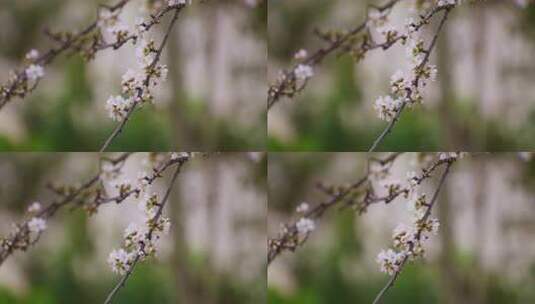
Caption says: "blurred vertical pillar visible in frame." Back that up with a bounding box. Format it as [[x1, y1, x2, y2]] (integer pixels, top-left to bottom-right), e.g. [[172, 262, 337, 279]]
[[472, 5, 488, 149], [167, 22, 196, 303], [168, 175, 196, 303], [437, 174, 462, 304], [202, 157, 221, 304], [437, 16, 460, 150], [203, 3, 223, 149], [471, 157, 488, 304], [167, 15, 195, 149]]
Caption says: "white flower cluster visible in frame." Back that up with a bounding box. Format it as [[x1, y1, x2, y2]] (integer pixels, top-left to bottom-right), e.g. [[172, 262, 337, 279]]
[[296, 217, 315, 234], [25, 201, 47, 234], [376, 172, 440, 275], [108, 248, 135, 275], [438, 152, 466, 161], [25, 49, 39, 61], [98, 9, 129, 43], [168, 0, 191, 6], [27, 201, 42, 213], [108, 191, 171, 275], [25, 64, 44, 82], [107, 156, 177, 275], [437, 0, 458, 7], [294, 64, 314, 81], [296, 202, 310, 213], [371, 5, 446, 121], [27, 217, 47, 234], [294, 49, 308, 60], [98, 7, 171, 122]]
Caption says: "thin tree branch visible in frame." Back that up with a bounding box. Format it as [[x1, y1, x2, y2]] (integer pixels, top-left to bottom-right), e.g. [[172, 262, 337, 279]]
[[368, 7, 452, 152], [0, 1, 182, 111], [267, 0, 403, 110], [371, 160, 453, 304], [99, 6, 183, 153], [103, 157, 189, 304], [0, 0, 132, 109], [268, 153, 457, 266], [0, 153, 132, 267]]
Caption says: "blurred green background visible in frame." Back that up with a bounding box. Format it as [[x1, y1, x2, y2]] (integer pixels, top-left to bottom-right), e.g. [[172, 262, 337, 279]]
[[268, 0, 535, 151], [0, 0, 267, 151], [268, 152, 535, 304]]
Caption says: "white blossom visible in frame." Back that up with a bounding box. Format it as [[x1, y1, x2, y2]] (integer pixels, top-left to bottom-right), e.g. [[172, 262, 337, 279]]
[[123, 223, 146, 249], [377, 24, 398, 41], [296, 202, 310, 213], [294, 49, 308, 60], [170, 152, 190, 161], [406, 171, 418, 187], [138, 193, 159, 218], [108, 248, 135, 275], [423, 217, 440, 235], [296, 217, 315, 234], [168, 0, 191, 6], [392, 224, 416, 250], [136, 38, 157, 68], [25, 64, 44, 81], [294, 64, 314, 81], [27, 202, 42, 213], [106, 95, 133, 121], [405, 18, 417, 34], [390, 70, 410, 95], [26, 49, 39, 61], [121, 69, 144, 94], [406, 37, 425, 63], [373, 95, 402, 122], [376, 249, 405, 275], [28, 217, 47, 233], [437, 0, 457, 7]]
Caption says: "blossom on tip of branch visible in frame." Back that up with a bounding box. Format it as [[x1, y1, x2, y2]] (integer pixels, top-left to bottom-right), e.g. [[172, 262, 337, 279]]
[[377, 249, 405, 275], [136, 38, 157, 68], [439, 152, 463, 161], [406, 171, 418, 187], [25, 49, 39, 61], [28, 217, 47, 233], [106, 95, 133, 122], [437, 0, 457, 7], [108, 248, 135, 275], [296, 217, 315, 234], [123, 223, 146, 250], [390, 70, 409, 95], [138, 193, 160, 218], [294, 64, 314, 81], [168, 0, 190, 6], [170, 152, 190, 161], [25, 65, 44, 81], [373, 95, 402, 122], [296, 202, 310, 213], [27, 202, 42, 213], [294, 49, 308, 60]]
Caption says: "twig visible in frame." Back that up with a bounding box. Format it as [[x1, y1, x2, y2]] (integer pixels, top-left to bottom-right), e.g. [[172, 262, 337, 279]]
[[268, 153, 405, 265], [0, 0, 132, 110], [103, 157, 188, 304], [99, 7, 183, 153], [267, 153, 457, 266], [371, 160, 453, 304], [267, 0, 403, 111], [0, 153, 132, 266], [368, 7, 452, 152]]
